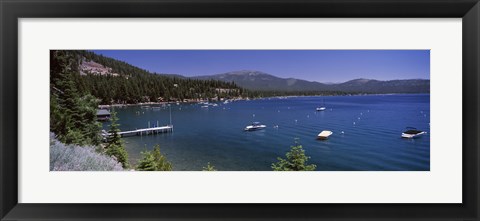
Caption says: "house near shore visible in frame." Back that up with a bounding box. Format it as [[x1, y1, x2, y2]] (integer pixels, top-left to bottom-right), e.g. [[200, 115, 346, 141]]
[[96, 109, 111, 121]]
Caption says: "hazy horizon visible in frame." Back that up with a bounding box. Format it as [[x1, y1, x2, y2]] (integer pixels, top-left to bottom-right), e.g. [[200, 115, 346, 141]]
[[92, 50, 430, 83]]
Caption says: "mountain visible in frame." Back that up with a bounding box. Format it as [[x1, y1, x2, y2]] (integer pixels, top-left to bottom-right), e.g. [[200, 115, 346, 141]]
[[334, 78, 430, 93], [191, 70, 429, 93], [193, 70, 331, 91]]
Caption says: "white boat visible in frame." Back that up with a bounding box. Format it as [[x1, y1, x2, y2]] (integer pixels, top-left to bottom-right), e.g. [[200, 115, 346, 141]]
[[317, 130, 333, 140], [244, 122, 267, 131], [316, 98, 326, 111], [201, 105, 209, 108], [401, 127, 426, 138]]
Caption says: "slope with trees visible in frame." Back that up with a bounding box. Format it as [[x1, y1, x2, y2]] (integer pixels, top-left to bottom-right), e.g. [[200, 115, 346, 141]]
[[71, 50, 246, 104]]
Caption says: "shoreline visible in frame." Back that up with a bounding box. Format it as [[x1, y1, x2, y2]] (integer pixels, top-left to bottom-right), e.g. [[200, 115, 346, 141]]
[[98, 93, 430, 109]]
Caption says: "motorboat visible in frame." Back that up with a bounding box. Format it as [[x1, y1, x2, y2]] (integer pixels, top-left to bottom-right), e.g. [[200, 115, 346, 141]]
[[244, 122, 267, 131], [401, 127, 426, 138], [316, 98, 326, 111], [317, 130, 333, 140]]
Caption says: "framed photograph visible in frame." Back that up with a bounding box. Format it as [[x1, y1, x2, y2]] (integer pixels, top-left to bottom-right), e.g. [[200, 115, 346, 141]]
[[1, 0, 479, 220]]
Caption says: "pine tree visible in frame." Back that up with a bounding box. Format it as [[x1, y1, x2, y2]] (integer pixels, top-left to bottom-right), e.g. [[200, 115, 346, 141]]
[[78, 94, 102, 145], [105, 110, 129, 168], [271, 139, 317, 171], [136, 145, 172, 171], [50, 50, 103, 146]]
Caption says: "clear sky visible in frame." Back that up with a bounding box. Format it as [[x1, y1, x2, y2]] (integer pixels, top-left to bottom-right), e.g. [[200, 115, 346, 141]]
[[92, 50, 430, 83]]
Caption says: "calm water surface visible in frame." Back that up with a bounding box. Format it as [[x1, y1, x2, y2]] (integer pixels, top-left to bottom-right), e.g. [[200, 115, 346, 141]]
[[104, 94, 430, 171]]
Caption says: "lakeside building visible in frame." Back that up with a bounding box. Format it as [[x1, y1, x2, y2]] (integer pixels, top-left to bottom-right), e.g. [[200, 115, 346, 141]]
[[96, 109, 111, 121]]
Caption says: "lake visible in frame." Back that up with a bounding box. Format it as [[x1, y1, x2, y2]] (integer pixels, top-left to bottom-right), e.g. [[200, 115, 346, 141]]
[[104, 94, 430, 171]]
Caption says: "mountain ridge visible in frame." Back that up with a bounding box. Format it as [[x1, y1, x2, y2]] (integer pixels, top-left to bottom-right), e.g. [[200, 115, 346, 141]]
[[188, 70, 429, 93]]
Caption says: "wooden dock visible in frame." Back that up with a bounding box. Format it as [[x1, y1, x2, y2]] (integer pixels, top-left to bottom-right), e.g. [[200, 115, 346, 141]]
[[103, 125, 173, 138]]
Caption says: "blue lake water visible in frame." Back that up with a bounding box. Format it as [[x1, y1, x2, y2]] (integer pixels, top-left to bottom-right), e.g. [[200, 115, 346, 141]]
[[105, 94, 430, 171]]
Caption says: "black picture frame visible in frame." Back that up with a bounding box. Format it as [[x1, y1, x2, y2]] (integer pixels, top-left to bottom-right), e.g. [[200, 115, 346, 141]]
[[1, 0, 479, 220]]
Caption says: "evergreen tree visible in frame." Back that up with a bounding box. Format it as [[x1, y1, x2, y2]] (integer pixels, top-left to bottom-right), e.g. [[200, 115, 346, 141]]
[[105, 110, 129, 168], [136, 145, 172, 171], [50, 50, 101, 146], [77, 94, 102, 145], [271, 139, 317, 171]]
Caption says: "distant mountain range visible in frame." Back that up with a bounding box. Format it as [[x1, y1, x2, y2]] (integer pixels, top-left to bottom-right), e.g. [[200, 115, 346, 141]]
[[161, 70, 430, 94]]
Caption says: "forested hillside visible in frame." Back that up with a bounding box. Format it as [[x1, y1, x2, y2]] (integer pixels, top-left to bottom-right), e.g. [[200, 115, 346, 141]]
[[69, 50, 246, 104]]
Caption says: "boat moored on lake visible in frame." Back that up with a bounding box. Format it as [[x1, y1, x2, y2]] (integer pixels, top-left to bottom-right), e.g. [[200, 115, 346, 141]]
[[401, 127, 426, 139], [316, 98, 326, 111], [317, 130, 333, 140], [244, 122, 267, 131]]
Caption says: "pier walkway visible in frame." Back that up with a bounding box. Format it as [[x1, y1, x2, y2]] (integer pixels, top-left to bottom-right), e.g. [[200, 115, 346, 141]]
[[102, 125, 173, 138]]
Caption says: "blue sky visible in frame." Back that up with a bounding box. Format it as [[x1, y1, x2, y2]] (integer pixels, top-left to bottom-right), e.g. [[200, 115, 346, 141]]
[[92, 50, 430, 83]]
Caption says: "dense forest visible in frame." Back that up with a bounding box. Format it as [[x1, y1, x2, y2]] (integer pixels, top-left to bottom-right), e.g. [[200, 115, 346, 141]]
[[71, 50, 247, 104]]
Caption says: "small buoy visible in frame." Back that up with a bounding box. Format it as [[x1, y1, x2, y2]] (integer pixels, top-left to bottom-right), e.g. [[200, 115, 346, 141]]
[[341, 131, 344, 134], [353, 122, 356, 125]]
